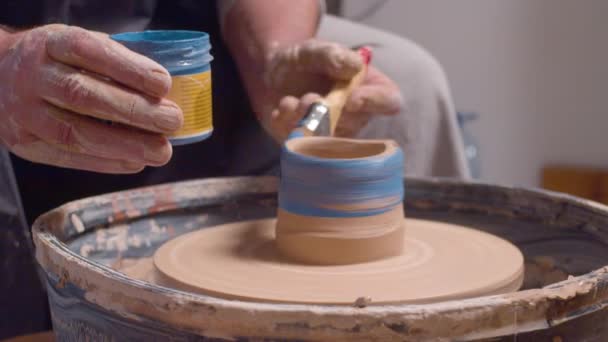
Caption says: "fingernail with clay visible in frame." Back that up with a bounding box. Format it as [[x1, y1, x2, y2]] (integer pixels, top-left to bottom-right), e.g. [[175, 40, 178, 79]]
[[144, 137, 172, 165], [154, 103, 183, 132], [123, 160, 145, 171]]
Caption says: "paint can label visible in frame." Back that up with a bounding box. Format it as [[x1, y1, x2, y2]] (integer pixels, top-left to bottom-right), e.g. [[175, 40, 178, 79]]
[[166, 70, 213, 144]]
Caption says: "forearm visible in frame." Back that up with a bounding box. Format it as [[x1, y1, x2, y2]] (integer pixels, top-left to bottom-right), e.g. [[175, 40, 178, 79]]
[[220, 0, 322, 120], [0, 25, 16, 56], [0, 24, 16, 34], [221, 0, 320, 66], [0, 25, 16, 149]]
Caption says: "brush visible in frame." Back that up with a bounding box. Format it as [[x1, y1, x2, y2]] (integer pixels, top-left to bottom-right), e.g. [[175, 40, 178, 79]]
[[290, 46, 372, 138]]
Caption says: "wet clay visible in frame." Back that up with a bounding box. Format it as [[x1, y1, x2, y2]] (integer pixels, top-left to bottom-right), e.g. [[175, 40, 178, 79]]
[[276, 206, 404, 265], [277, 137, 405, 264], [153, 217, 524, 305]]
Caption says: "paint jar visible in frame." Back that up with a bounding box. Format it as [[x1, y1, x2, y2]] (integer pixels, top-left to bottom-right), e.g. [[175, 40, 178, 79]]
[[111, 30, 213, 146], [276, 136, 405, 265]]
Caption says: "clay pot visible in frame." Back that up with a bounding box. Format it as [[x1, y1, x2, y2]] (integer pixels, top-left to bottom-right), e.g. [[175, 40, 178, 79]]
[[276, 136, 405, 265]]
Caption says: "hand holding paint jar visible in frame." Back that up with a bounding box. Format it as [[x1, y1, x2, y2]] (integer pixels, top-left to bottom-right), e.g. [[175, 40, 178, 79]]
[[0, 24, 182, 173], [111, 30, 214, 146]]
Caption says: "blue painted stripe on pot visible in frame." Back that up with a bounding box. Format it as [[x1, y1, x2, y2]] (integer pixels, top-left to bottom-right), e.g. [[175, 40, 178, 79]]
[[287, 130, 305, 140], [278, 140, 404, 218]]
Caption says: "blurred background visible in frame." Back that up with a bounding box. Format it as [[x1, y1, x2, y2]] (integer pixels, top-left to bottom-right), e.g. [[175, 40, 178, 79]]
[[329, 0, 607, 202]]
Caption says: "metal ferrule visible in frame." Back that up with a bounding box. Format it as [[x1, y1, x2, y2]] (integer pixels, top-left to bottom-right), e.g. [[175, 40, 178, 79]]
[[299, 102, 330, 136]]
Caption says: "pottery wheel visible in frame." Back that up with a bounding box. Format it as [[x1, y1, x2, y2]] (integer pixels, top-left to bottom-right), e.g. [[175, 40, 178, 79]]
[[153, 218, 524, 305]]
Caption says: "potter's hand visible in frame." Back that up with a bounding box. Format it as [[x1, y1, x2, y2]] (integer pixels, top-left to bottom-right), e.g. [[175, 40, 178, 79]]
[[262, 40, 403, 142], [0, 24, 183, 173]]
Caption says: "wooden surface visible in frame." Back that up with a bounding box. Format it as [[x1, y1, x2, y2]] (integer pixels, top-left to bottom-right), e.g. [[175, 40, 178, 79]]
[[542, 165, 608, 204]]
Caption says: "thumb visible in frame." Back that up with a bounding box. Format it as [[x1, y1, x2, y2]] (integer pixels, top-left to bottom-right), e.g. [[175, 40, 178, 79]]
[[344, 67, 403, 115], [345, 85, 403, 115], [284, 40, 363, 80]]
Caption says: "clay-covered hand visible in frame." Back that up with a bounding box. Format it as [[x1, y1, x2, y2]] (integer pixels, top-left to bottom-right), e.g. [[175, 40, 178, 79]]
[[260, 40, 403, 142], [0, 24, 183, 173]]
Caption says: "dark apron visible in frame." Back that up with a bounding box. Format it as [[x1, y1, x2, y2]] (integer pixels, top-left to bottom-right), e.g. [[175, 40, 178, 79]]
[[0, 1, 280, 338]]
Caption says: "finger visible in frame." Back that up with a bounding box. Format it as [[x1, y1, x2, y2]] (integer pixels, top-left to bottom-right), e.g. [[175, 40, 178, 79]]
[[273, 40, 363, 81], [345, 67, 403, 115], [45, 26, 172, 98], [294, 93, 324, 126], [335, 110, 370, 138], [270, 93, 325, 142], [16, 103, 172, 166], [11, 132, 145, 174], [274, 96, 299, 125], [37, 60, 183, 134], [268, 96, 299, 142], [299, 41, 363, 80], [345, 85, 403, 115], [0, 120, 38, 149]]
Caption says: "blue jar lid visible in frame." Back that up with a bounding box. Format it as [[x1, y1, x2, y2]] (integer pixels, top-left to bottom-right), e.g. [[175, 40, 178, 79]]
[[111, 30, 213, 75]]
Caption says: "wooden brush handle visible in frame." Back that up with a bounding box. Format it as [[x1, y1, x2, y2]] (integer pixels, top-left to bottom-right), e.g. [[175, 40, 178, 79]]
[[323, 47, 371, 135]]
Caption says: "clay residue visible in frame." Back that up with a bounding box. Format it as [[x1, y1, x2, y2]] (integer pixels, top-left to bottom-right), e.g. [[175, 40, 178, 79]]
[[523, 256, 570, 289], [112, 256, 158, 283]]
